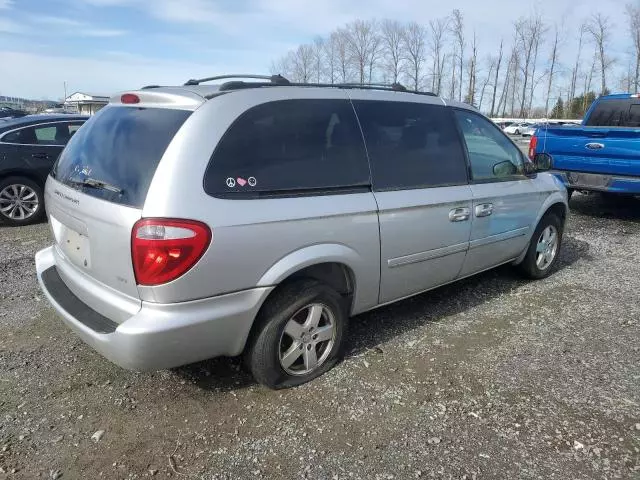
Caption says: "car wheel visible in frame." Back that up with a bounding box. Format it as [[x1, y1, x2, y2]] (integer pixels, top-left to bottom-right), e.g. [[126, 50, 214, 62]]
[[518, 213, 563, 279], [0, 176, 45, 227], [245, 279, 347, 389], [514, 129, 520, 135]]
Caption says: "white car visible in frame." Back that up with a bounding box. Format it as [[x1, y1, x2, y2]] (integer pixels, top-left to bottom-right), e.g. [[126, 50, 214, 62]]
[[504, 123, 531, 135]]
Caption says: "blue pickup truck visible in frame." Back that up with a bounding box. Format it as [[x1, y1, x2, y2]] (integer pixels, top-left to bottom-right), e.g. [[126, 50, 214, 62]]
[[530, 94, 640, 199]]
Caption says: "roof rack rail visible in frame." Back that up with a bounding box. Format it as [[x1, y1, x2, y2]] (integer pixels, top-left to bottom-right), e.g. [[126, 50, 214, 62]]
[[335, 82, 408, 92], [184, 74, 290, 86], [141, 85, 162, 89]]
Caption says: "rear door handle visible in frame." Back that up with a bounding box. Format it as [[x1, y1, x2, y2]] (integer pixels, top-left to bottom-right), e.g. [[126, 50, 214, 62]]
[[475, 203, 494, 217], [449, 207, 470, 222], [31, 153, 49, 159]]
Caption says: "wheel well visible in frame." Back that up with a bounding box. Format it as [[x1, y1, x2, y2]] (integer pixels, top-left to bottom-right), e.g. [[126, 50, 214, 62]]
[[287, 262, 355, 297], [545, 202, 567, 224], [0, 170, 45, 188]]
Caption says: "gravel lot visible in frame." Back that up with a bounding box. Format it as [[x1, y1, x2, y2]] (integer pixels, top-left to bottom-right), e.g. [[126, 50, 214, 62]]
[[1, 192, 639, 479]]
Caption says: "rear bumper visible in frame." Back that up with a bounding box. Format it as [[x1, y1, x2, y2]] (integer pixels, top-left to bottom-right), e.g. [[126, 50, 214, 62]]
[[36, 246, 273, 371], [551, 171, 640, 194]]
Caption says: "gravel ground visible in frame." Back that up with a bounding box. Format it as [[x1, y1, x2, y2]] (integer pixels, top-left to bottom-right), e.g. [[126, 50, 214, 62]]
[[0, 192, 639, 480]]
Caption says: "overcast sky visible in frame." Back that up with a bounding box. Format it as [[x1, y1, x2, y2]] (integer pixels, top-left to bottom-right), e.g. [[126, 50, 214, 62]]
[[0, 0, 630, 100]]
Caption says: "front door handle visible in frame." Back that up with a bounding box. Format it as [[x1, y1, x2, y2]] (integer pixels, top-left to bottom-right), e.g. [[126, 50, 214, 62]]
[[31, 153, 49, 159], [475, 203, 494, 217], [449, 207, 470, 222]]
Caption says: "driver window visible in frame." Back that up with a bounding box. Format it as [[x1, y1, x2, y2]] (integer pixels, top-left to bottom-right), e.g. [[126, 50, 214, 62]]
[[454, 110, 524, 181]]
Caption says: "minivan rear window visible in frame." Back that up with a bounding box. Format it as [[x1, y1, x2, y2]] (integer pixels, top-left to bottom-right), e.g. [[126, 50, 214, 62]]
[[51, 106, 191, 208]]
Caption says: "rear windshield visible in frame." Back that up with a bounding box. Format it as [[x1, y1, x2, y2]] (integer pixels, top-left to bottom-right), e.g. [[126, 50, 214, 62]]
[[51, 106, 191, 208], [585, 98, 640, 127]]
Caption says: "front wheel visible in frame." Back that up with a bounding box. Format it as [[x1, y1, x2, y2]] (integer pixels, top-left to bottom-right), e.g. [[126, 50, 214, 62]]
[[0, 176, 45, 226], [514, 129, 520, 135], [518, 213, 563, 279], [244, 279, 347, 389]]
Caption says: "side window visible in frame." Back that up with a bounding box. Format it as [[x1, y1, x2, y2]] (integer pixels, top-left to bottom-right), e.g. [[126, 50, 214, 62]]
[[2, 126, 37, 144], [454, 110, 524, 181], [204, 99, 370, 197], [35, 126, 58, 143], [353, 101, 468, 190], [584, 99, 631, 127]]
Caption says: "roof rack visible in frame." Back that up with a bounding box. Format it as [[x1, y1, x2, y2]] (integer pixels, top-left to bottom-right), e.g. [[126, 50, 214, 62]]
[[186, 73, 437, 97], [184, 74, 290, 86]]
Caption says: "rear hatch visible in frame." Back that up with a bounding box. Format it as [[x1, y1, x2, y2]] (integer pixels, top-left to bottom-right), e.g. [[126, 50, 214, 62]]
[[46, 100, 194, 320], [539, 126, 640, 177]]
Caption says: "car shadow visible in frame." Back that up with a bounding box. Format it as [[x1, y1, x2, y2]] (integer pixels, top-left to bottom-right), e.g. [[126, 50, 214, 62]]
[[175, 235, 591, 392], [570, 192, 640, 223]]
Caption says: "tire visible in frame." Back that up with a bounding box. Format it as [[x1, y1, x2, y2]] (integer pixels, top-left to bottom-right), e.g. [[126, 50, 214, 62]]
[[518, 213, 563, 279], [244, 279, 347, 389], [514, 129, 520, 135], [0, 176, 45, 227]]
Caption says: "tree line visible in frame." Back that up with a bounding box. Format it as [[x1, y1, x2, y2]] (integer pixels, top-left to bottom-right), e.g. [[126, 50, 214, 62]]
[[271, 5, 640, 119]]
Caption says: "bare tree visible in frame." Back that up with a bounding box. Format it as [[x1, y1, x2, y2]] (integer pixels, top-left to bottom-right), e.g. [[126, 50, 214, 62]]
[[489, 39, 504, 117], [626, 3, 640, 91], [451, 9, 465, 101], [465, 31, 478, 105], [515, 14, 545, 117], [544, 25, 560, 116], [568, 24, 585, 106], [344, 19, 381, 84], [312, 37, 325, 83], [478, 57, 495, 112], [428, 17, 449, 94], [324, 32, 338, 84], [585, 13, 615, 95], [333, 29, 351, 83], [402, 21, 428, 90], [380, 19, 405, 83]]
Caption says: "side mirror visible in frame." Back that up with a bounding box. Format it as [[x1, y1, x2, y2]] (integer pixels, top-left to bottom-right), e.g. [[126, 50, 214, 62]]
[[523, 161, 537, 176], [533, 153, 552, 172], [493, 161, 517, 177]]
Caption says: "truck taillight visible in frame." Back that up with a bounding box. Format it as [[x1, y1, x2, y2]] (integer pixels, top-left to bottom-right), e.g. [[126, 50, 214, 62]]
[[528, 135, 538, 160], [132, 219, 211, 286]]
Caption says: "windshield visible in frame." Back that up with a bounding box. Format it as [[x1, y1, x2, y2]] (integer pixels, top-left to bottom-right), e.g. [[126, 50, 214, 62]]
[[51, 106, 191, 208]]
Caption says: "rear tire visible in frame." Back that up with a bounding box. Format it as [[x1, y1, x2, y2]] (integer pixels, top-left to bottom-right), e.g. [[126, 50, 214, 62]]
[[567, 188, 574, 201], [518, 213, 563, 279], [0, 176, 45, 227], [244, 279, 347, 389]]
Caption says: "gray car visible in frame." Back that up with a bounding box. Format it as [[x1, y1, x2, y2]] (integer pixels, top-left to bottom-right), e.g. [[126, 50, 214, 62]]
[[35, 75, 568, 389]]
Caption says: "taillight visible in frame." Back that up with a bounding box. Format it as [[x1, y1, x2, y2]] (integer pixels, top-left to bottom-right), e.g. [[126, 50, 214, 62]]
[[121, 93, 140, 104], [528, 135, 538, 160], [132, 219, 211, 286]]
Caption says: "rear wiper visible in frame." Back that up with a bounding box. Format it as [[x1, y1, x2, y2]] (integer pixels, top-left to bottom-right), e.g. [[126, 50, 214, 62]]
[[68, 177, 124, 195]]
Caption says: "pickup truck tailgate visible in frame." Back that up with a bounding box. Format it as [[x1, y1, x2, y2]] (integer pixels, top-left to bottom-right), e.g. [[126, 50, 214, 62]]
[[540, 127, 640, 177]]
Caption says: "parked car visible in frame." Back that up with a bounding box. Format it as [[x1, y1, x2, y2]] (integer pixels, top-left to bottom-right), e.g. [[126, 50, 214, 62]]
[[522, 123, 543, 137], [504, 122, 531, 135], [530, 93, 640, 199], [0, 114, 89, 226], [0, 106, 28, 119], [35, 76, 568, 389], [495, 121, 514, 129]]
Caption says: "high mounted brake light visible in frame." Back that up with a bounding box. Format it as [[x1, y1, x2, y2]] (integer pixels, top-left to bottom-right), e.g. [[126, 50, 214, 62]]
[[121, 93, 140, 104], [132, 219, 211, 286]]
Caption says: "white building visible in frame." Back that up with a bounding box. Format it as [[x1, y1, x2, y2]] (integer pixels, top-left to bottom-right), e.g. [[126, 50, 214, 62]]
[[64, 92, 110, 115]]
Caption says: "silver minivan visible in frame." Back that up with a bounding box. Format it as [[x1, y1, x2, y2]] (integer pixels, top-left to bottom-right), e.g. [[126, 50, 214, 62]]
[[36, 75, 568, 389]]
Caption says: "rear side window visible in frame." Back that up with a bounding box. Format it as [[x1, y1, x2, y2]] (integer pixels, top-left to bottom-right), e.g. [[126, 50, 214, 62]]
[[52, 106, 191, 208], [204, 99, 370, 197], [352, 100, 468, 191], [585, 99, 640, 127]]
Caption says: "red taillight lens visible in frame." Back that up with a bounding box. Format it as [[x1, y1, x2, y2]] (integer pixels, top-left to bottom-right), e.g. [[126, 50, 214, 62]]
[[121, 93, 140, 104], [528, 135, 538, 160], [132, 219, 211, 286]]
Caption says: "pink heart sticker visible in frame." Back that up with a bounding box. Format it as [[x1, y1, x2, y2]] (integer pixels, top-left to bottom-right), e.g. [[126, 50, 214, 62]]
[[237, 177, 247, 187]]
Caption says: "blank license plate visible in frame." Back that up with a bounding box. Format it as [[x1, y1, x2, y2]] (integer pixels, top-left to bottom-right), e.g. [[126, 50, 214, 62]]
[[59, 224, 91, 269]]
